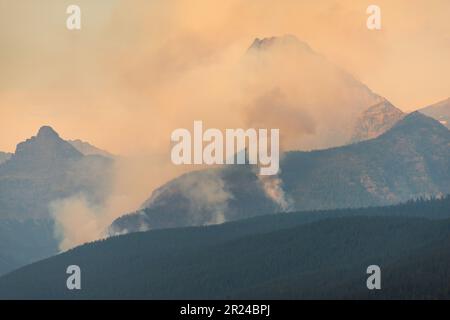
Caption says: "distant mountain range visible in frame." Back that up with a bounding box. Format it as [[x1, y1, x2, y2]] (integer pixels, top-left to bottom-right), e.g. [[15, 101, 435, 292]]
[[419, 97, 450, 129], [0, 36, 448, 292], [0, 126, 114, 275], [3, 111, 446, 277], [111, 112, 450, 234], [2, 196, 450, 299]]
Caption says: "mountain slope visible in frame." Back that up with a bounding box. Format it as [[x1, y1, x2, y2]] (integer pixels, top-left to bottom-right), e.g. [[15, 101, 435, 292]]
[[242, 35, 381, 151], [0, 219, 57, 275], [68, 139, 114, 158], [2, 197, 450, 299], [419, 97, 450, 129], [0, 126, 114, 276], [281, 112, 450, 211], [350, 99, 404, 143], [111, 112, 450, 234], [0, 152, 12, 165], [0, 126, 113, 219], [111, 166, 279, 234]]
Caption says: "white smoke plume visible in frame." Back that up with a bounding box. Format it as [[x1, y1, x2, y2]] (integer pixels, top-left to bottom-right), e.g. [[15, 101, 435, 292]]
[[50, 154, 188, 251], [160, 170, 232, 226], [259, 174, 294, 212], [50, 194, 105, 251]]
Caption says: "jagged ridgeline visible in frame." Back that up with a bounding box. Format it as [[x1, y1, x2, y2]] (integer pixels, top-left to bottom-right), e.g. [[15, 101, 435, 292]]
[[1, 196, 450, 299], [110, 112, 450, 234], [0, 126, 114, 219]]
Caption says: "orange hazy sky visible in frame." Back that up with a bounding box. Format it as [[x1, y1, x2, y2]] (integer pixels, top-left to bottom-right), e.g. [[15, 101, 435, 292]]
[[1, 0, 449, 153]]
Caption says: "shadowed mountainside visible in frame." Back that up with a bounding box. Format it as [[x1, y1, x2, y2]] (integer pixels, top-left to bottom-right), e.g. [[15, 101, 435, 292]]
[[111, 112, 450, 234], [0, 152, 12, 165], [0, 126, 114, 275], [419, 97, 450, 129]]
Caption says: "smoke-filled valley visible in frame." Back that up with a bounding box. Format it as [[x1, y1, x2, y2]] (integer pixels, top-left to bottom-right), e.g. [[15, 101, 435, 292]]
[[1, 0, 450, 301]]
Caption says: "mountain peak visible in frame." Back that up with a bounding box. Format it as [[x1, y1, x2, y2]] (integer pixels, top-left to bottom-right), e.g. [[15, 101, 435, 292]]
[[248, 35, 314, 53], [36, 126, 60, 140]]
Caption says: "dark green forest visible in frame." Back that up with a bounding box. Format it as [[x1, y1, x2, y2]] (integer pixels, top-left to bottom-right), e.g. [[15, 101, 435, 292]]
[[1, 196, 450, 299]]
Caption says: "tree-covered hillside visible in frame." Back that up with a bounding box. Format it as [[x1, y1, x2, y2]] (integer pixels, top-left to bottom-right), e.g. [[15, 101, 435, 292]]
[[0, 219, 57, 276], [1, 196, 450, 299]]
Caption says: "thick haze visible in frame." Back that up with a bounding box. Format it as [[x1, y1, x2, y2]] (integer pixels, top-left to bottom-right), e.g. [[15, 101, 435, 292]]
[[1, 0, 449, 248], [1, 0, 449, 153]]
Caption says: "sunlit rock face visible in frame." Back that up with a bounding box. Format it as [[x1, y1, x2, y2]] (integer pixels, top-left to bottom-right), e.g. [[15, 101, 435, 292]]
[[350, 99, 405, 143]]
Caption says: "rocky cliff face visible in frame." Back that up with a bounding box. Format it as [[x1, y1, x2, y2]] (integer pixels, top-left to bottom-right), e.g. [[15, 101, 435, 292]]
[[350, 99, 405, 143]]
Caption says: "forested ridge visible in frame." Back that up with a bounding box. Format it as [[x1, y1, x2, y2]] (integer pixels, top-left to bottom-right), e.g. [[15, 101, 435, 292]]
[[0, 196, 449, 299]]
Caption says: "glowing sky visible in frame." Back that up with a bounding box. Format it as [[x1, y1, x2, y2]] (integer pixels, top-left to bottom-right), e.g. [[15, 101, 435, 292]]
[[1, 0, 449, 153]]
